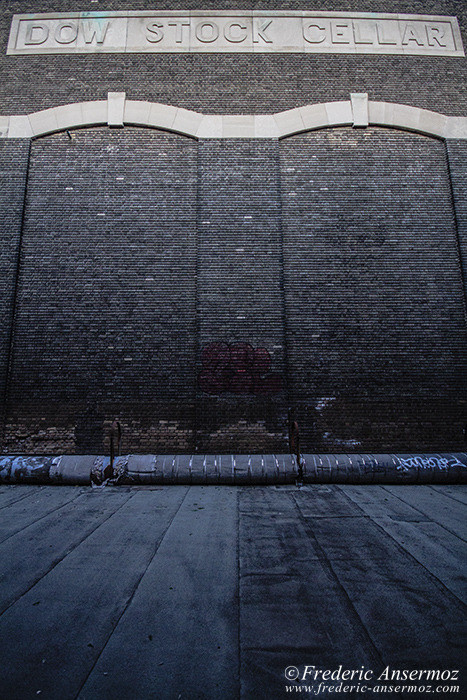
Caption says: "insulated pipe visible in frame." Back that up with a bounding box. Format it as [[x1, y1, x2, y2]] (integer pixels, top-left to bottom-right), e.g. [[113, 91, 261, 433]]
[[0, 453, 466, 485]]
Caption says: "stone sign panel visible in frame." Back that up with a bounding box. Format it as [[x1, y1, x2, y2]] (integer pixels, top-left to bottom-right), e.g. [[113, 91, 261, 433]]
[[7, 11, 465, 56]]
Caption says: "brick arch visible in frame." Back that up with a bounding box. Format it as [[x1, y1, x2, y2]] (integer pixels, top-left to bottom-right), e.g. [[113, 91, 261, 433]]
[[1, 94, 466, 140]]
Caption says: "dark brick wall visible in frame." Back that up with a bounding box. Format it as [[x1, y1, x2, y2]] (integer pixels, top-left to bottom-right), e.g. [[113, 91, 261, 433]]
[[3, 128, 198, 454], [3, 126, 465, 454], [0, 139, 30, 436], [446, 140, 467, 307], [280, 128, 467, 451], [196, 140, 287, 452], [0, 1, 465, 454], [0, 1, 465, 116]]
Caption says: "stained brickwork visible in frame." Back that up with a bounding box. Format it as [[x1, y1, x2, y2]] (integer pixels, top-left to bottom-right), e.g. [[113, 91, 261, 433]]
[[280, 128, 467, 451], [196, 140, 287, 452]]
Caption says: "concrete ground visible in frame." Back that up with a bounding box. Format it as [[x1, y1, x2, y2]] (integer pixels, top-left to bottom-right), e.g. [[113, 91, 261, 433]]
[[0, 484, 465, 700]]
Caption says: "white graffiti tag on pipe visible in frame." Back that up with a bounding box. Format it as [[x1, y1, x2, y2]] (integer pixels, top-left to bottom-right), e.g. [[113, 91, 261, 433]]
[[397, 455, 466, 471]]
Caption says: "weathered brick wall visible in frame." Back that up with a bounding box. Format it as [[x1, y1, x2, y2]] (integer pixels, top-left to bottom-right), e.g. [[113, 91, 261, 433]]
[[196, 140, 287, 452], [280, 128, 467, 451], [3, 126, 465, 453], [3, 128, 198, 454], [446, 140, 467, 305], [0, 1, 465, 453], [0, 140, 29, 438]]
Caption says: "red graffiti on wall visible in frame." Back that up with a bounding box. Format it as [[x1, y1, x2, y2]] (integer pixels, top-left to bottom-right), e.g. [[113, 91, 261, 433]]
[[199, 342, 282, 395]]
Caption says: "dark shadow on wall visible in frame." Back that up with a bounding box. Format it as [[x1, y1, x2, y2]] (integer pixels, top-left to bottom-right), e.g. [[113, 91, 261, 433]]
[[74, 405, 104, 455]]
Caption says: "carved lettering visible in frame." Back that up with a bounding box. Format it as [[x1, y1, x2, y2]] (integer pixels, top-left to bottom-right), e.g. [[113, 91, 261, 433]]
[[9, 12, 463, 56], [253, 20, 273, 44], [303, 23, 326, 44], [24, 22, 49, 45], [401, 23, 425, 46], [82, 20, 110, 45], [146, 22, 163, 43], [426, 25, 447, 47], [331, 21, 351, 44], [195, 21, 219, 43], [55, 21, 78, 45], [168, 21, 189, 44], [224, 21, 248, 43], [376, 22, 398, 45], [353, 22, 375, 45]]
